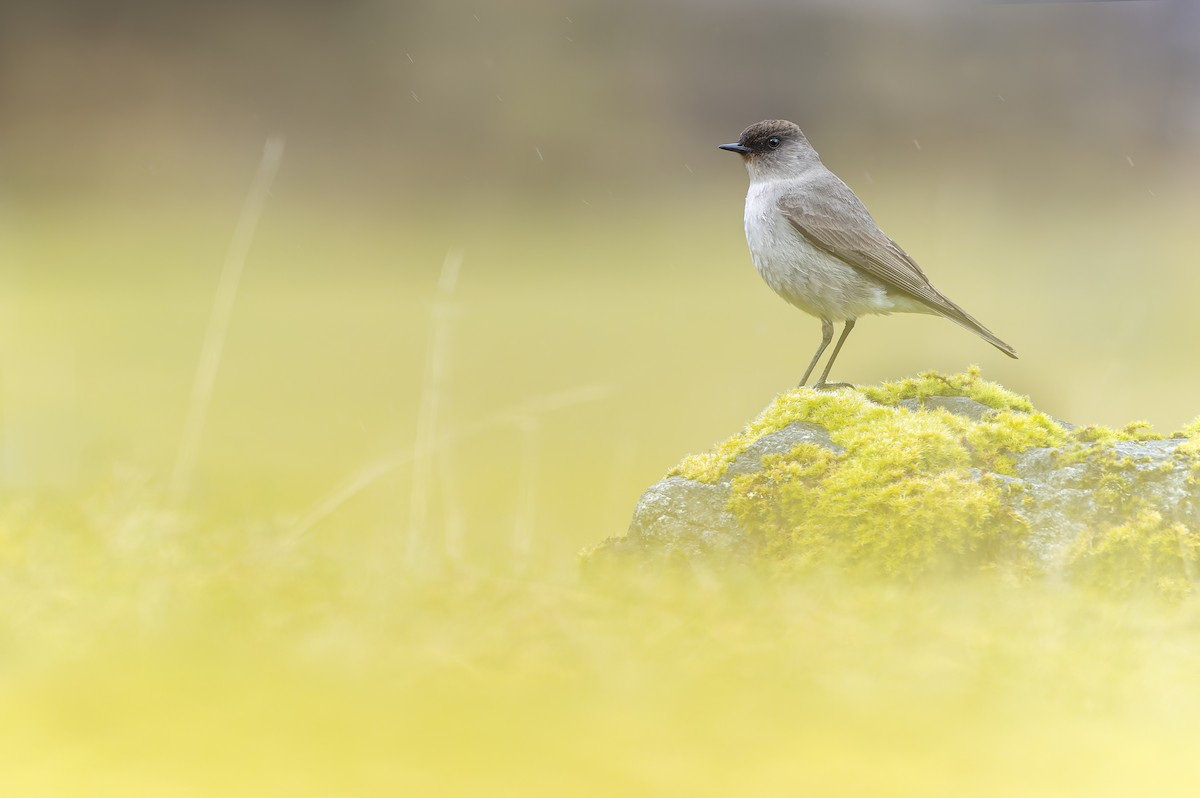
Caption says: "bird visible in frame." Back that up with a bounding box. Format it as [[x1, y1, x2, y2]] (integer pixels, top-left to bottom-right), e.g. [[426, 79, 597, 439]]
[[719, 119, 1016, 389]]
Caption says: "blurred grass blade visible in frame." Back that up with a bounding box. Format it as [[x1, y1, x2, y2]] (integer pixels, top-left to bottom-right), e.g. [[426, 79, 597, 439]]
[[407, 248, 464, 571], [168, 137, 285, 506]]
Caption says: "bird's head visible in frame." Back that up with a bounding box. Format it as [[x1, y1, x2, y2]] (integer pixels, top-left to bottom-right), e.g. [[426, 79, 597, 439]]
[[719, 119, 817, 179]]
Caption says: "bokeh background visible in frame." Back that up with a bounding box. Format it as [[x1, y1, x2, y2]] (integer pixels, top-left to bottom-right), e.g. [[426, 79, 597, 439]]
[[3, 1, 1200, 795]]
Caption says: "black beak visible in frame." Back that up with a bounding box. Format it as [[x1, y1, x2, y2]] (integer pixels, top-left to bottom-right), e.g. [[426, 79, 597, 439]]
[[718, 143, 752, 154]]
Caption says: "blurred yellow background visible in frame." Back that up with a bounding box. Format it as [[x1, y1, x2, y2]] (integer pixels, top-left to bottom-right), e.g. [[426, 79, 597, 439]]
[[3, 1, 1200, 795]]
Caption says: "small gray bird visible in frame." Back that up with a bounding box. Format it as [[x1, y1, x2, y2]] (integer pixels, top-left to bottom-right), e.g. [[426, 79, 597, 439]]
[[720, 120, 1016, 388]]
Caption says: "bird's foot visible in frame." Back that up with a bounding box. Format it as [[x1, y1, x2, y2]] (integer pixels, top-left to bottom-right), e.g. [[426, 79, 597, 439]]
[[812, 381, 855, 391]]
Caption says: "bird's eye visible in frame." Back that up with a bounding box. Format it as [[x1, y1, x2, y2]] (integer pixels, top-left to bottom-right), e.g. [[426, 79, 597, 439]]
[[766, 136, 782, 149]]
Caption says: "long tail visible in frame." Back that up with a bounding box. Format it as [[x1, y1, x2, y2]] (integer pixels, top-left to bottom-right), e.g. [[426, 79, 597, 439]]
[[929, 293, 1018, 359]]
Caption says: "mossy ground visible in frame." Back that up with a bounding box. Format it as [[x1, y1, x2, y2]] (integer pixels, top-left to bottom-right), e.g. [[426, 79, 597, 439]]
[[665, 369, 1200, 593]]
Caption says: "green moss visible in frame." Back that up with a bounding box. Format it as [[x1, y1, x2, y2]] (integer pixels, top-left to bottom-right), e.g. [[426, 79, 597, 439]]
[[660, 370, 1200, 590], [1065, 510, 1199, 600], [1034, 420, 1200, 599], [670, 388, 892, 484], [1177, 417, 1200, 484], [686, 370, 1052, 580], [857, 365, 1034, 413], [1050, 422, 1172, 472], [732, 456, 1029, 580], [1069, 421, 1164, 445], [671, 450, 738, 484], [672, 369, 1066, 484], [1180, 415, 1200, 440], [938, 409, 1069, 476]]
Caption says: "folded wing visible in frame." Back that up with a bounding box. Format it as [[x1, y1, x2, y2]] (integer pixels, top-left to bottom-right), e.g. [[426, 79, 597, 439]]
[[777, 177, 1017, 359]]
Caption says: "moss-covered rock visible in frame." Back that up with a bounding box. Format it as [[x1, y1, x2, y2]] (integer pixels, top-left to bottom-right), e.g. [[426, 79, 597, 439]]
[[584, 370, 1200, 597]]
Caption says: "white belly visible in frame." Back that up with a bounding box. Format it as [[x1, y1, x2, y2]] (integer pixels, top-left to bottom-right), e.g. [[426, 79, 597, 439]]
[[743, 185, 917, 322]]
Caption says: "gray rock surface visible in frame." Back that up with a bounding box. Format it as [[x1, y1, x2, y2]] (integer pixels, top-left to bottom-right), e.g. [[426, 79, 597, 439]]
[[897, 395, 997, 422], [590, 422, 847, 571], [1014, 438, 1199, 569], [725, 421, 843, 480], [585, 476, 746, 572]]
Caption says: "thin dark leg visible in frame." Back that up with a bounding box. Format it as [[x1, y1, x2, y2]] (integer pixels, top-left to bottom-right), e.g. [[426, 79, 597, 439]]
[[814, 319, 856, 388], [799, 319, 835, 387]]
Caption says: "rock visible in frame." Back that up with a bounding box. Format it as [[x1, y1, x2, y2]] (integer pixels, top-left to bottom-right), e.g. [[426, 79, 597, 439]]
[[896, 395, 996, 422], [583, 423, 846, 575], [584, 370, 1200, 596], [1013, 438, 1200, 571], [624, 476, 742, 559], [725, 421, 843, 479]]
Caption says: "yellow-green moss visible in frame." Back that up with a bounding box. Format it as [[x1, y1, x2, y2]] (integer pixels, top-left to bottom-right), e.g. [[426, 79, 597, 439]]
[[1050, 422, 1170, 471], [1065, 510, 1199, 600], [670, 387, 891, 484], [857, 366, 1034, 412], [732, 459, 1028, 580], [671, 369, 1066, 484], [936, 409, 1069, 476], [1040, 426, 1200, 599], [1069, 421, 1165, 446], [674, 370, 1054, 580], [659, 370, 1200, 590], [725, 407, 1032, 580], [1180, 415, 1200, 440], [670, 450, 737, 484], [1177, 416, 1200, 485]]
